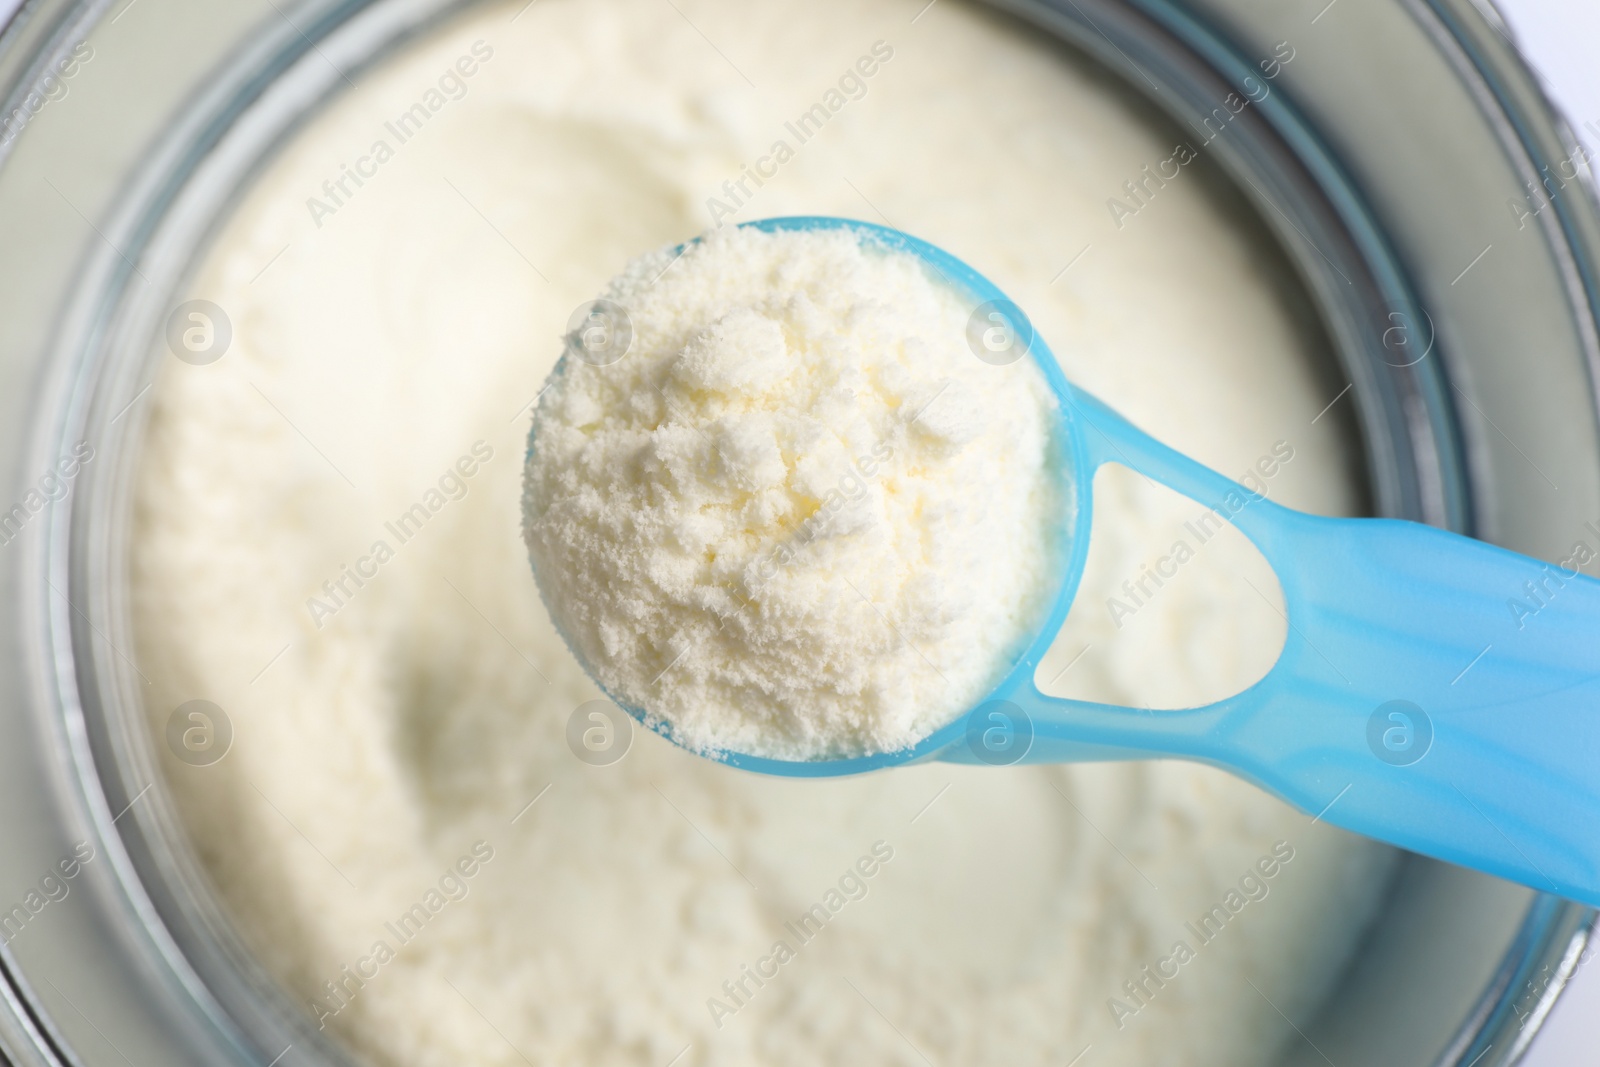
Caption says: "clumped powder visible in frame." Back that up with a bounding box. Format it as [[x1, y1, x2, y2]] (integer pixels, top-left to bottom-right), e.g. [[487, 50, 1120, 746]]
[[522, 226, 1063, 759]]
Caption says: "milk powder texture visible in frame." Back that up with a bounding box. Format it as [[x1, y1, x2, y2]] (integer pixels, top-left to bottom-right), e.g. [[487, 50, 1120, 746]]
[[523, 226, 1061, 758], [131, 1, 1391, 1065]]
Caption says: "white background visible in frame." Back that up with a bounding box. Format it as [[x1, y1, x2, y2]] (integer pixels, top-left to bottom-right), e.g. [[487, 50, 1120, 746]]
[[0, 0, 1596, 1061]]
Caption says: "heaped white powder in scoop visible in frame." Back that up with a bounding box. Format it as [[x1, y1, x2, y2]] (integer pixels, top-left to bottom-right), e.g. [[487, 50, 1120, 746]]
[[522, 225, 1064, 759]]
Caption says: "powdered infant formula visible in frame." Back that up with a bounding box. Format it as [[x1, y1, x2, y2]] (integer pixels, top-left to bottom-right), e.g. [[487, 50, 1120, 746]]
[[132, 1, 1392, 1064]]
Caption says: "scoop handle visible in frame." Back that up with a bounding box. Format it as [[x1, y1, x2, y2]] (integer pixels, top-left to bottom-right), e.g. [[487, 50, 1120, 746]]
[[1221, 507, 1600, 907], [1015, 391, 1600, 906]]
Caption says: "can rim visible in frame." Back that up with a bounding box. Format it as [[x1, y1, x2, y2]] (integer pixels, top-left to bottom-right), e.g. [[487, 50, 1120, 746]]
[[5, 0, 1594, 1064]]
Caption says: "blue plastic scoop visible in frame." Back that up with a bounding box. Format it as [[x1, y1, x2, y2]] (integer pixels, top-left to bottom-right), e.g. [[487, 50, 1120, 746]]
[[584, 216, 1600, 908]]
